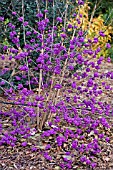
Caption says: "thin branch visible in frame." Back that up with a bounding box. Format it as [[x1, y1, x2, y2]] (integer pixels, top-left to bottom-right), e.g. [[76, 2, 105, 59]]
[[0, 78, 17, 90], [35, 0, 40, 13], [22, 0, 31, 92], [0, 100, 30, 106], [22, 0, 26, 45], [63, 2, 68, 30], [0, 100, 112, 114], [104, 8, 113, 25]]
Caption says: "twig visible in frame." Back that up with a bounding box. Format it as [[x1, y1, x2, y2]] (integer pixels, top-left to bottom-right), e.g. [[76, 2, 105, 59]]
[[35, 0, 40, 13], [1, 100, 112, 115], [64, 2, 68, 30], [22, 0, 32, 93], [54, 27, 76, 106], [88, 0, 98, 31], [104, 8, 113, 25], [22, 0, 26, 45], [0, 100, 30, 106], [0, 78, 17, 91], [39, 74, 56, 130]]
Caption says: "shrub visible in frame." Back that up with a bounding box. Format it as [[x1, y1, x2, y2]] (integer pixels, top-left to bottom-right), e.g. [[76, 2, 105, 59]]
[[67, 0, 113, 58], [0, 0, 113, 169]]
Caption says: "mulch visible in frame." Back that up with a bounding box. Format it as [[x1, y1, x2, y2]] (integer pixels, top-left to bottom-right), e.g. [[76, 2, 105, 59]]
[[0, 60, 113, 170]]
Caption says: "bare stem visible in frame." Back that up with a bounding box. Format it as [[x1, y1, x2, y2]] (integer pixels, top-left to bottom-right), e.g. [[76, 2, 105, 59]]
[[37, 32, 44, 129], [88, 0, 97, 30], [22, 0, 32, 93], [54, 28, 76, 106], [22, 0, 26, 45], [36, 0, 40, 13], [37, 68, 42, 129], [39, 74, 55, 130], [64, 2, 68, 30]]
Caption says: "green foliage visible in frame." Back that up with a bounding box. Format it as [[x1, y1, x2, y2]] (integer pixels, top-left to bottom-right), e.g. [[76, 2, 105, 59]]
[[88, 0, 113, 22], [0, 0, 77, 46]]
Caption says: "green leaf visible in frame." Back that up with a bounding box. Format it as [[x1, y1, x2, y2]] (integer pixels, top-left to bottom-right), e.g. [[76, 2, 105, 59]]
[[4, 18, 9, 25], [3, 40, 9, 46]]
